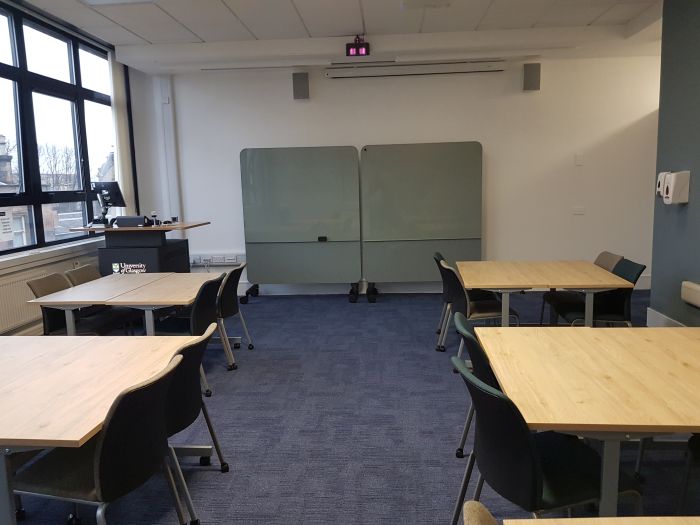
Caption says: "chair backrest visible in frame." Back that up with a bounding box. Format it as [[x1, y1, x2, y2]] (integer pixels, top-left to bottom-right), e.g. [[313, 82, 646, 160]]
[[463, 501, 497, 525], [166, 324, 217, 437], [453, 313, 499, 388], [94, 354, 182, 502], [190, 273, 226, 336], [452, 358, 542, 512], [218, 263, 246, 318], [27, 273, 72, 334], [598, 258, 646, 320], [434, 252, 450, 302], [65, 264, 102, 286], [439, 260, 468, 315], [593, 251, 623, 272]]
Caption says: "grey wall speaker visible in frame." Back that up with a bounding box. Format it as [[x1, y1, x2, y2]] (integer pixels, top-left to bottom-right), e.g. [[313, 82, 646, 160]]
[[292, 72, 309, 100], [523, 63, 541, 91]]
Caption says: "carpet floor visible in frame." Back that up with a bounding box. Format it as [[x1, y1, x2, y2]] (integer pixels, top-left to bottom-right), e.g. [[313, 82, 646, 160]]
[[18, 290, 700, 524]]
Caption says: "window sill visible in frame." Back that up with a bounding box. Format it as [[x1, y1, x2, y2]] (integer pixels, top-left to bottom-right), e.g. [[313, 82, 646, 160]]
[[0, 237, 104, 273]]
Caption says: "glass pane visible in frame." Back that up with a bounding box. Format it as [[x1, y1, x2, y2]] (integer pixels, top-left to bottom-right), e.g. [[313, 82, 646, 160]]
[[79, 47, 110, 95], [0, 12, 13, 65], [84, 101, 115, 182], [23, 24, 72, 83], [33, 92, 81, 191], [42, 201, 86, 242], [0, 78, 22, 193], [0, 205, 36, 251]]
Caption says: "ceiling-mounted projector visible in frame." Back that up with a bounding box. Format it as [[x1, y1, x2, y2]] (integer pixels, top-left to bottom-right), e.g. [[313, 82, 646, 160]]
[[346, 35, 370, 57]]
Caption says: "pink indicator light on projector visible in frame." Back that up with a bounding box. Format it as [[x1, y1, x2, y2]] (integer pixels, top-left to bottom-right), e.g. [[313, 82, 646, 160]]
[[359, 47, 367, 56], [349, 47, 357, 56]]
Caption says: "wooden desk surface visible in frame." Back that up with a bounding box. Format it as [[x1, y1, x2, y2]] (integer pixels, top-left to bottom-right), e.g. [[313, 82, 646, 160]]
[[504, 518, 700, 525], [0, 335, 197, 447], [457, 260, 633, 290], [106, 272, 224, 306], [70, 221, 210, 233], [30, 273, 172, 306], [475, 327, 700, 433]]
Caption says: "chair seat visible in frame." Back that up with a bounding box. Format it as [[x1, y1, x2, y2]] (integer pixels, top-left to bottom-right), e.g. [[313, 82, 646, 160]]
[[13, 438, 99, 502], [542, 290, 584, 308], [469, 289, 500, 302], [468, 300, 518, 321], [154, 316, 191, 335], [537, 431, 640, 510], [554, 302, 628, 325]]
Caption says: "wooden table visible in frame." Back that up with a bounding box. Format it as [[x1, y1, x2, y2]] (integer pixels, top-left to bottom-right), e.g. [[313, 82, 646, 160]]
[[475, 327, 700, 516], [30, 272, 222, 335], [457, 261, 633, 327], [69, 221, 210, 234], [0, 335, 197, 525], [505, 519, 700, 525]]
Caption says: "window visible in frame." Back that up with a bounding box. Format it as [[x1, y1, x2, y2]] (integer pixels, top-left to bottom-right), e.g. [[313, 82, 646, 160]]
[[0, 4, 120, 255]]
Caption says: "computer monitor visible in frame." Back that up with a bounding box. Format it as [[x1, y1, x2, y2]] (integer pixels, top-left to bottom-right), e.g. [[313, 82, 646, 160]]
[[91, 181, 126, 225]]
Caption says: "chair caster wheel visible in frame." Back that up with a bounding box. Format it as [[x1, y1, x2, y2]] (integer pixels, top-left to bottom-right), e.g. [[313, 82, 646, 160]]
[[204, 389, 212, 397], [248, 343, 254, 350], [436, 329, 441, 334], [435, 345, 446, 352], [199, 456, 212, 466], [227, 363, 238, 371], [221, 462, 230, 473], [15, 508, 26, 521], [233, 342, 240, 349], [190, 520, 200, 525], [452, 368, 458, 374], [455, 448, 464, 458], [633, 472, 645, 483], [67, 514, 82, 525]]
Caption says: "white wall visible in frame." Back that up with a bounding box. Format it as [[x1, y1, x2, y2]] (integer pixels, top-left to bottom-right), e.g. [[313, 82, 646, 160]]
[[131, 55, 660, 285]]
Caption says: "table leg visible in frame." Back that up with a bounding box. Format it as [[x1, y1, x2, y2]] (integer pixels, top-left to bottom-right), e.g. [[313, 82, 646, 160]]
[[584, 292, 594, 327], [1, 450, 17, 525], [599, 439, 621, 516], [501, 292, 511, 327], [64, 309, 76, 336], [144, 309, 155, 336]]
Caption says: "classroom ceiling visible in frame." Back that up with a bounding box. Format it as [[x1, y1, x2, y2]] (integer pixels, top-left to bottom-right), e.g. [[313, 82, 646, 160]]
[[23, 0, 659, 46]]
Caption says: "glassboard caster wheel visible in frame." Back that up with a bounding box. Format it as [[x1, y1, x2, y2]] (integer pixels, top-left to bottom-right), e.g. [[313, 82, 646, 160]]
[[220, 462, 230, 473], [348, 282, 360, 303], [15, 508, 26, 521], [233, 342, 241, 349], [204, 389, 212, 397], [455, 448, 464, 458], [240, 296, 248, 304], [435, 345, 446, 352], [366, 283, 378, 303], [348, 293, 358, 303], [248, 343, 254, 350], [250, 285, 259, 297], [227, 363, 238, 371], [199, 456, 211, 466]]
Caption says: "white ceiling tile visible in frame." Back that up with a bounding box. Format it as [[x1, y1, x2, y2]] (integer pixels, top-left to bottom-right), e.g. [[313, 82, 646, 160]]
[[293, 0, 363, 38], [535, 0, 615, 28], [25, 0, 84, 10], [478, 0, 557, 30], [37, 7, 115, 28], [361, 0, 424, 35], [81, 24, 148, 45], [156, 0, 254, 42], [93, 3, 200, 43], [592, 1, 655, 25], [223, 0, 308, 39], [421, 0, 492, 32]]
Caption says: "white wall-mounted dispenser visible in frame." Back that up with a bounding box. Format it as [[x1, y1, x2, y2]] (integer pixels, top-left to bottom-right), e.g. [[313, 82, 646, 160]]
[[681, 281, 700, 308], [656, 172, 670, 196], [662, 170, 690, 204]]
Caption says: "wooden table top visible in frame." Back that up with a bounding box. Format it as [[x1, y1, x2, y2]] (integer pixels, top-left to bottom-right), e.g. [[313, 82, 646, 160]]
[[30, 273, 172, 306], [457, 260, 633, 290], [475, 327, 700, 433], [70, 221, 210, 233], [0, 335, 197, 447], [111, 272, 224, 306], [504, 518, 700, 525]]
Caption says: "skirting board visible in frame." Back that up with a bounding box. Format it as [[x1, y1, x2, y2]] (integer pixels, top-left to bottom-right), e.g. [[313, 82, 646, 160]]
[[646, 307, 685, 327]]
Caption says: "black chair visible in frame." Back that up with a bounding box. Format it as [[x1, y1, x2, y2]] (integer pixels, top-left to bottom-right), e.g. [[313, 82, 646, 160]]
[[437, 260, 518, 354], [12, 356, 188, 525], [216, 263, 254, 371], [164, 324, 229, 525], [434, 252, 451, 343], [453, 312, 500, 459], [155, 273, 225, 396], [26, 273, 125, 336], [550, 258, 646, 326], [540, 251, 623, 325], [678, 434, 700, 513], [449, 357, 641, 525]]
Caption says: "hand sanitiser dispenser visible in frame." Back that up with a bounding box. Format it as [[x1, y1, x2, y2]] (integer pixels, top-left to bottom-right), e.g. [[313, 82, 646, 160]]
[[662, 170, 690, 204], [656, 172, 670, 196]]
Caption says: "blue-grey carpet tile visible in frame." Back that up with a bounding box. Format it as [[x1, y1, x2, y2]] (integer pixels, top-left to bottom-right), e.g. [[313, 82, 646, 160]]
[[18, 290, 697, 525]]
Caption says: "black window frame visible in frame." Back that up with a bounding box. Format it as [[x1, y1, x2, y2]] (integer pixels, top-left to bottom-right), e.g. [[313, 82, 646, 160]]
[[0, 2, 115, 255]]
